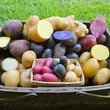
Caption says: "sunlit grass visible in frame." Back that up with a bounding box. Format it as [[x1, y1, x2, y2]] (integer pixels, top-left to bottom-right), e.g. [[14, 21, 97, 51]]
[[0, 0, 110, 28]]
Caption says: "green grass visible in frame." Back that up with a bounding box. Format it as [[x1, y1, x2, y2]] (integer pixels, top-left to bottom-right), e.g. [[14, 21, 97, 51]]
[[0, 0, 110, 28]]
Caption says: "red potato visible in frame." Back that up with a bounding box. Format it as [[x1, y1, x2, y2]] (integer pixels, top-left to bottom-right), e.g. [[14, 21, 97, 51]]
[[90, 16, 106, 38], [41, 66, 52, 74], [45, 58, 53, 67], [42, 73, 59, 82], [35, 59, 46, 66], [97, 34, 106, 44], [79, 34, 97, 51], [33, 74, 42, 81], [32, 65, 42, 74]]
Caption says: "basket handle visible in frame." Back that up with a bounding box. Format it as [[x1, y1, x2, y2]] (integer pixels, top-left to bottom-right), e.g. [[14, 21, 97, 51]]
[[0, 92, 37, 102], [77, 91, 110, 98]]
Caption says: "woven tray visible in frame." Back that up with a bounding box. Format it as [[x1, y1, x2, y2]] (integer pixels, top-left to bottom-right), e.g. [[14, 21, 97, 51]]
[[30, 58, 85, 86]]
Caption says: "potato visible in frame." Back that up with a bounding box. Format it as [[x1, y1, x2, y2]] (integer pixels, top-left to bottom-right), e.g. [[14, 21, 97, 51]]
[[67, 63, 75, 71], [20, 68, 33, 87], [91, 44, 109, 60], [73, 66, 82, 77], [99, 60, 107, 68], [9, 40, 30, 59], [18, 63, 26, 74], [1, 57, 19, 71], [23, 15, 40, 38], [33, 74, 42, 81], [28, 19, 53, 42], [93, 68, 110, 85], [64, 71, 77, 82], [1, 70, 20, 87], [42, 73, 59, 82], [22, 50, 36, 68], [79, 34, 97, 51], [2, 20, 23, 39], [82, 58, 99, 78], [79, 51, 91, 65]]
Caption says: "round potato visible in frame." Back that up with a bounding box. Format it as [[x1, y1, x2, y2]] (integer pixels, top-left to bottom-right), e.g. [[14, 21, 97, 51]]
[[22, 50, 36, 68]]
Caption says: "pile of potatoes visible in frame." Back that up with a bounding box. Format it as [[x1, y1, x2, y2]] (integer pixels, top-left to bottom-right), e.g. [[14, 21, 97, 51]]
[[0, 15, 110, 87]]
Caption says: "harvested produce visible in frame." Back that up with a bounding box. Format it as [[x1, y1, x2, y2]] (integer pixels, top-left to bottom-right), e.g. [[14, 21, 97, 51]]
[[54, 64, 66, 78], [1, 70, 20, 87], [42, 48, 52, 58], [67, 63, 75, 71], [18, 63, 25, 73], [59, 56, 68, 67], [41, 66, 52, 74], [33, 74, 42, 81], [42, 73, 59, 82], [45, 58, 53, 67], [20, 68, 33, 87], [54, 43, 66, 58], [82, 58, 99, 78], [2, 20, 23, 39], [99, 60, 107, 68], [23, 15, 40, 38], [93, 68, 110, 85], [79, 51, 91, 65], [53, 31, 77, 46], [79, 34, 97, 51], [32, 65, 42, 74], [66, 52, 79, 59], [31, 42, 44, 58], [1, 57, 19, 71], [47, 15, 88, 38], [90, 16, 106, 38], [28, 19, 53, 42], [9, 40, 30, 59], [64, 71, 77, 82], [91, 44, 109, 60], [66, 44, 81, 54], [97, 34, 106, 44], [22, 50, 36, 68], [0, 37, 10, 50], [50, 59, 59, 70]]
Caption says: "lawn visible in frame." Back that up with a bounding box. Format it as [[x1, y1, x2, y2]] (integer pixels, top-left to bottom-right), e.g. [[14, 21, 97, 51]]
[[0, 0, 110, 28]]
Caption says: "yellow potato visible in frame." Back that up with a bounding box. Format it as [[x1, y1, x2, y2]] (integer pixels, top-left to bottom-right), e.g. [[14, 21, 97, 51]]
[[82, 58, 99, 78], [79, 51, 91, 65], [73, 66, 82, 77], [99, 60, 107, 69], [93, 68, 110, 85], [1, 70, 20, 87], [22, 50, 36, 68], [66, 63, 75, 71], [64, 71, 77, 82]]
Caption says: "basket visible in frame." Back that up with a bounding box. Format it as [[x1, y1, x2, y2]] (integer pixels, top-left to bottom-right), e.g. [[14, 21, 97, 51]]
[[31, 58, 85, 87], [0, 22, 110, 109]]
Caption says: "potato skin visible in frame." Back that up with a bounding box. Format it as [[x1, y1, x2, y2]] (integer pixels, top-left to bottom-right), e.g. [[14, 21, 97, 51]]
[[2, 20, 23, 39], [22, 50, 36, 68], [93, 68, 110, 85], [9, 40, 30, 59], [1, 70, 20, 87], [42, 73, 59, 82]]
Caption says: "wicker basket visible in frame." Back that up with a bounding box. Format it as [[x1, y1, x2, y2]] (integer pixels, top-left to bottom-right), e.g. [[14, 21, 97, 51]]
[[31, 58, 85, 87]]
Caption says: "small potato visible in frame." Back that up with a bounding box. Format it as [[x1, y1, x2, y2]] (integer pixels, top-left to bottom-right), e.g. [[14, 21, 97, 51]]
[[99, 60, 107, 68], [22, 50, 36, 68], [67, 63, 75, 71], [18, 63, 26, 74], [33, 74, 42, 81], [82, 58, 99, 78], [93, 68, 110, 85], [64, 71, 77, 82], [1, 70, 20, 87], [73, 66, 82, 77], [20, 68, 33, 87], [42, 73, 59, 82], [79, 51, 91, 65]]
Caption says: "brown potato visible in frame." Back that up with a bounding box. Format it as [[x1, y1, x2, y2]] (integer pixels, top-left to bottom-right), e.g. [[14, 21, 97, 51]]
[[93, 68, 110, 85], [22, 50, 36, 68]]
